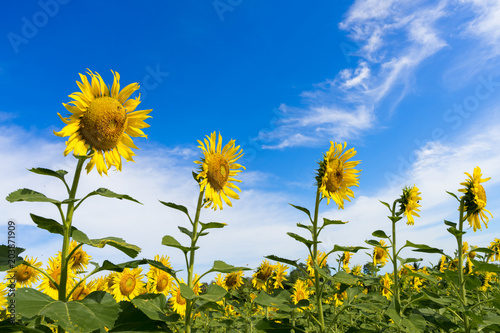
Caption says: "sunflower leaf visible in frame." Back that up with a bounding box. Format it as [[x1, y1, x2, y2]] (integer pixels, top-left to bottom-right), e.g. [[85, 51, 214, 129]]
[[15, 289, 119, 333], [332, 271, 358, 285], [379, 200, 392, 212], [178, 226, 193, 238], [405, 241, 444, 254], [253, 289, 295, 312], [73, 230, 141, 258], [86, 188, 141, 204], [131, 294, 172, 322], [210, 260, 251, 273], [289, 204, 312, 219], [365, 239, 383, 248], [94, 259, 148, 273], [28, 167, 68, 182], [446, 191, 460, 202], [397, 257, 422, 265], [200, 222, 226, 231], [179, 283, 197, 300], [471, 262, 500, 274], [329, 245, 368, 253], [446, 227, 466, 238], [0, 244, 25, 271], [161, 235, 191, 254], [287, 232, 314, 249], [159, 200, 191, 218], [197, 284, 227, 303], [145, 259, 178, 278], [30, 214, 78, 236], [296, 222, 313, 233], [372, 230, 390, 239], [6, 188, 62, 204], [444, 220, 457, 228], [322, 218, 347, 227], [265, 255, 300, 268]]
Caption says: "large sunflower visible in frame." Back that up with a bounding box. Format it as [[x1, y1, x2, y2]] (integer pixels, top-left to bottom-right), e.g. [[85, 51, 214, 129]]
[[38, 256, 75, 300], [291, 279, 310, 310], [272, 263, 288, 289], [316, 142, 361, 209], [195, 132, 245, 210], [224, 271, 244, 291], [147, 255, 173, 295], [67, 240, 91, 272], [373, 240, 389, 267], [7, 256, 42, 288], [458, 166, 493, 232], [306, 251, 328, 276], [54, 70, 152, 176], [252, 260, 276, 290], [110, 267, 145, 301], [400, 185, 421, 225]]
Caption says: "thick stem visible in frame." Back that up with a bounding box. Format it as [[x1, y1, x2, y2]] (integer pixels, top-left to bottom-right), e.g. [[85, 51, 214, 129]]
[[391, 200, 401, 315], [185, 190, 205, 333], [457, 196, 470, 332], [59, 158, 85, 303], [312, 189, 325, 332]]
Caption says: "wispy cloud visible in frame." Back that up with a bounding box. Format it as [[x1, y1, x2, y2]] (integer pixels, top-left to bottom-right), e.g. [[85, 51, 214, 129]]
[[258, 0, 500, 149]]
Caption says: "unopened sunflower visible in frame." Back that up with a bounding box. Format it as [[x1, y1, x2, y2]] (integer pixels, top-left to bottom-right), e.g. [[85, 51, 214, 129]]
[[316, 142, 360, 209], [458, 166, 493, 232], [195, 132, 245, 210], [54, 70, 152, 176]]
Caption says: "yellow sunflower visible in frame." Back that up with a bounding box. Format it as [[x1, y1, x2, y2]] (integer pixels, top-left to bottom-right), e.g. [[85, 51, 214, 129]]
[[110, 267, 144, 301], [6, 256, 42, 288], [489, 238, 500, 262], [373, 240, 389, 267], [290, 279, 310, 306], [341, 251, 352, 272], [54, 69, 152, 176], [195, 131, 245, 210], [147, 268, 173, 295], [224, 271, 244, 291], [316, 142, 361, 209], [306, 251, 328, 276], [400, 185, 421, 225], [381, 273, 392, 300], [273, 263, 288, 289], [70, 279, 96, 301], [169, 278, 202, 317], [0, 281, 7, 310], [38, 256, 76, 300], [252, 260, 276, 290], [458, 166, 493, 232], [66, 241, 91, 272]]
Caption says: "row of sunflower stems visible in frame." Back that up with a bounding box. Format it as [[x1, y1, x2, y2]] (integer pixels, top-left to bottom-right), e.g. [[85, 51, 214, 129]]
[[1, 70, 499, 333]]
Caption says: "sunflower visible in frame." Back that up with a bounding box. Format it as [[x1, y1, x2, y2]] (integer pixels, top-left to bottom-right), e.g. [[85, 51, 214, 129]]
[[316, 142, 361, 209], [291, 279, 310, 309], [438, 255, 447, 273], [341, 251, 352, 272], [110, 267, 144, 301], [195, 132, 245, 210], [380, 273, 392, 300], [306, 251, 328, 276], [224, 271, 244, 291], [458, 166, 493, 232], [169, 278, 202, 317], [38, 256, 76, 300], [147, 268, 173, 295], [373, 240, 389, 267], [252, 260, 276, 290], [54, 69, 152, 176], [70, 279, 96, 301], [0, 282, 7, 310], [66, 241, 91, 272], [6, 256, 42, 288], [352, 265, 362, 276], [273, 263, 288, 289], [489, 238, 500, 262], [400, 185, 421, 225]]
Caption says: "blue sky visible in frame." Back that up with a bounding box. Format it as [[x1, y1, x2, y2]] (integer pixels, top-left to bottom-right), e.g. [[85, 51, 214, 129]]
[[1, 0, 500, 280]]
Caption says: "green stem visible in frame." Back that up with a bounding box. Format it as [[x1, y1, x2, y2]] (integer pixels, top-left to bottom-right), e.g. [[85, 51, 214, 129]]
[[311, 189, 325, 332], [185, 189, 205, 333], [391, 200, 401, 315], [59, 158, 85, 303], [457, 196, 470, 332]]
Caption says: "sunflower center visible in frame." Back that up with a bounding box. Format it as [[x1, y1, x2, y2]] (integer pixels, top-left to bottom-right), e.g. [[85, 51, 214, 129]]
[[176, 290, 186, 305], [206, 154, 230, 191], [296, 290, 305, 301], [120, 274, 136, 296], [325, 159, 343, 193], [81, 96, 127, 151], [225, 273, 239, 289], [156, 274, 169, 292], [15, 266, 33, 282], [49, 269, 61, 289]]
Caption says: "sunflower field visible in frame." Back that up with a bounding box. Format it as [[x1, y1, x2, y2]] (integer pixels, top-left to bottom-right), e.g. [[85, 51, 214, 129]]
[[1, 70, 499, 333]]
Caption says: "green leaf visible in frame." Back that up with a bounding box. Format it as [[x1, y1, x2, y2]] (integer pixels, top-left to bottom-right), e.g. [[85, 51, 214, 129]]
[[131, 294, 172, 322], [16, 289, 120, 333], [161, 235, 192, 254], [0, 245, 25, 271], [469, 247, 494, 254], [200, 222, 226, 231], [0, 320, 49, 332], [145, 259, 178, 278], [446, 191, 460, 202], [197, 284, 227, 303], [209, 260, 251, 273], [255, 318, 296, 332], [265, 255, 300, 268], [444, 220, 457, 228], [179, 283, 197, 300], [87, 188, 141, 204], [289, 204, 312, 219], [402, 314, 426, 332], [159, 201, 190, 217], [6, 189, 63, 204], [30, 214, 78, 237], [365, 239, 383, 247], [472, 262, 500, 273], [447, 227, 466, 238], [95, 259, 147, 273], [332, 271, 358, 285], [379, 200, 392, 211], [178, 226, 193, 238], [253, 289, 294, 312], [287, 232, 314, 248], [28, 168, 68, 182], [372, 230, 390, 239], [329, 245, 367, 253], [72, 230, 141, 258], [322, 218, 347, 227], [110, 301, 172, 332], [405, 241, 444, 254], [296, 222, 313, 233], [397, 257, 422, 265]]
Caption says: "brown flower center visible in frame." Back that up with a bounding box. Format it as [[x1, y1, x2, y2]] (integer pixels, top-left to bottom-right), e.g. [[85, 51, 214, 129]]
[[325, 159, 343, 193], [206, 154, 230, 191], [120, 274, 136, 296], [81, 96, 127, 151]]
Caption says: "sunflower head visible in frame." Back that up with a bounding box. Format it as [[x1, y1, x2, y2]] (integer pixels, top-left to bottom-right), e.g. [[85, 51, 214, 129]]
[[373, 240, 389, 267], [110, 267, 144, 301], [380, 273, 392, 300], [399, 185, 421, 225], [54, 69, 152, 176], [67, 241, 91, 272], [195, 132, 245, 210], [489, 238, 500, 262], [316, 142, 361, 209], [306, 251, 328, 276], [252, 260, 276, 290], [7, 256, 42, 288], [291, 279, 310, 309], [272, 263, 288, 289], [224, 271, 244, 291], [458, 166, 493, 232]]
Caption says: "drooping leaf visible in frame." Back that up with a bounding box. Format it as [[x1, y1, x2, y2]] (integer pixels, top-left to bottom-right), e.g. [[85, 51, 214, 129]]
[[365, 239, 383, 248], [329, 245, 367, 253], [0, 245, 25, 271], [405, 241, 444, 254], [87, 188, 141, 204], [200, 222, 226, 231], [209, 260, 251, 273], [265, 255, 300, 268], [472, 262, 500, 274], [322, 218, 347, 227], [72, 230, 141, 258], [178, 226, 193, 238], [289, 204, 312, 219], [287, 232, 314, 248], [6, 189, 63, 204], [28, 168, 68, 182], [159, 201, 190, 217], [93, 259, 148, 274], [379, 200, 392, 211], [161, 235, 193, 254], [146, 259, 178, 278], [131, 294, 171, 322], [372, 230, 390, 239], [29, 214, 78, 237], [446, 191, 460, 202]]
